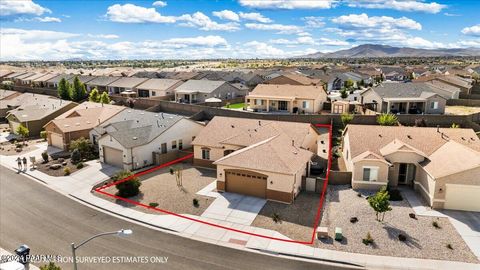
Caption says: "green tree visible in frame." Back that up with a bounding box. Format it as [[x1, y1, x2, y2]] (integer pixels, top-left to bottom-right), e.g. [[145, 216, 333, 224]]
[[114, 171, 142, 198], [344, 79, 354, 89], [57, 78, 71, 100], [69, 137, 94, 158], [341, 113, 354, 127], [16, 124, 29, 144], [340, 88, 348, 99], [40, 130, 47, 140], [368, 187, 392, 221], [451, 123, 460, 128], [99, 91, 111, 104], [377, 113, 398, 126], [40, 262, 62, 270], [88, 87, 100, 102], [71, 76, 87, 101]]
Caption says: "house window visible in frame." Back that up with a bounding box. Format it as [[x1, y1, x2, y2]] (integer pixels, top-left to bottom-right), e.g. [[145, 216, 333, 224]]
[[255, 99, 262, 105], [430, 101, 438, 109], [152, 91, 156, 96], [362, 166, 379, 181], [178, 139, 183, 150], [302, 101, 309, 109], [202, 148, 210, 160], [171, 140, 177, 149], [161, 143, 167, 154]]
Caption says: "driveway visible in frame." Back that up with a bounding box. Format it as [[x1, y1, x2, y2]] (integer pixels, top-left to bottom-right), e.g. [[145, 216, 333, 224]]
[[201, 192, 266, 225], [441, 210, 480, 260]]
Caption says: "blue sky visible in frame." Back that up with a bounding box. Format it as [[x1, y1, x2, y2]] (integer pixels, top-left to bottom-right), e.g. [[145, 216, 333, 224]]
[[1, 0, 479, 60]]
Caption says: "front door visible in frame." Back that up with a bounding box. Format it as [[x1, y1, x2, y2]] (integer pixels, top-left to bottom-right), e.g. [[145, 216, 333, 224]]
[[398, 163, 416, 185], [278, 101, 288, 111]]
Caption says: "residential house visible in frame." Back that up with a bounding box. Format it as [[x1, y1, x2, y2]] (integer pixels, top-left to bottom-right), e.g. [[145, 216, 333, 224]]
[[264, 73, 321, 86], [66, 75, 96, 85], [32, 73, 58, 88], [107, 77, 148, 95], [3, 72, 28, 83], [0, 90, 21, 101], [174, 80, 245, 104], [192, 116, 327, 203], [46, 74, 74, 88], [414, 75, 473, 95], [5, 95, 77, 136], [342, 125, 480, 211], [0, 70, 14, 79], [13, 72, 36, 86], [422, 81, 461, 99], [84, 76, 121, 92], [381, 67, 409, 82], [93, 110, 204, 170], [330, 72, 372, 91], [43, 102, 125, 150], [357, 67, 383, 81], [19, 73, 49, 86], [361, 83, 447, 114], [246, 84, 327, 114], [135, 78, 183, 99]]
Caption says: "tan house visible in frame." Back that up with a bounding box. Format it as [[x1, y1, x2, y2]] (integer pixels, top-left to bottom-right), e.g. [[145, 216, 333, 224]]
[[192, 116, 326, 203], [135, 78, 183, 99], [246, 84, 327, 114], [342, 125, 480, 211], [264, 73, 322, 86], [43, 102, 125, 150]]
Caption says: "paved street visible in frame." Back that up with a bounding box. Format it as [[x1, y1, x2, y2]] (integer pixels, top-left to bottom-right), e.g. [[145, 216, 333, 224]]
[[0, 165, 355, 270]]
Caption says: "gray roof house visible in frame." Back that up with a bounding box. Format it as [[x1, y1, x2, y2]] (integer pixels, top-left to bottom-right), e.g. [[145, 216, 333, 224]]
[[135, 78, 183, 99], [174, 80, 246, 104], [360, 82, 447, 114], [66, 75, 96, 85], [46, 74, 74, 88], [84, 76, 121, 92], [106, 77, 148, 95]]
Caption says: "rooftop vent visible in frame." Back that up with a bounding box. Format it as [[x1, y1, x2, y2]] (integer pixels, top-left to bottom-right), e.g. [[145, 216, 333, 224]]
[[407, 135, 412, 139], [231, 125, 235, 128], [133, 137, 138, 140]]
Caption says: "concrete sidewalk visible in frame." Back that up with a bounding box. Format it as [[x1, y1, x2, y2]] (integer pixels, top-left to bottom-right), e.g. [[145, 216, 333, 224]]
[[1, 148, 479, 270]]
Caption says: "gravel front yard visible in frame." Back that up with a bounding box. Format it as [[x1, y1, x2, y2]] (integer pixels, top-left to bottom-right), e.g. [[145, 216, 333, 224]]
[[252, 192, 320, 242], [99, 165, 216, 216], [316, 185, 478, 263], [445, 106, 480, 115]]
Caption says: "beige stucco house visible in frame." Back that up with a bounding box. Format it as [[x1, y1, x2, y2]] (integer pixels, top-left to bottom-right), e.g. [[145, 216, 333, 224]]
[[342, 124, 480, 211], [192, 116, 327, 203], [246, 84, 327, 114]]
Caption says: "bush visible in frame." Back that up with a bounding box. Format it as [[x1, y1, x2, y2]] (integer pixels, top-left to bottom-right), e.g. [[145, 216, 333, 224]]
[[446, 244, 453, 250], [64, 167, 71, 176], [272, 213, 282, 223], [193, 198, 199, 207], [40, 130, 47, 140], [40, 262, 62, 270], [76, 162, 84, 169], [387, 189, 403, 201], [42, 151, 49, 163], [432, 221, 441, 229], [409, 213, 416, 219], [341, 113, 354, 127], [15, 143, 23, 148], [114, 171, 141, 198], [350, 217, 358, 223], [398, 234, 407, 242], [149, 202, 159, 208], [362, 232, 374, 245], [377, 113, 398, 126], [71, 149, 81, 164], [69, 137, 94, 159]]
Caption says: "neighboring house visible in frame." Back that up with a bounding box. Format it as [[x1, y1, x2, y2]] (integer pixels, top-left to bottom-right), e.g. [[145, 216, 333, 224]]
[[174, 80, 245, 104], [415, 75, 473, 95], [13, 72, 36, 86], [32, 73, 59, 88], [381, 67, 408, 81], [422, 81, 461, 99], [20, 73, 49, 86], [246, 84, 327, 114], [0, 90, 21, 101], [360, 82, 447, 114], [342, 125, 480, 211], [192, 116, 327, 203], [357, 67, 383, 81], [107, 77, 148, 95], [264, 73, 322, 86], [3, 72, 28, 83], [6, 95, 77, 136], [93, 109, 204, 170], [135, 78, 183, 99], [43, 102, 125, 150], [84, 76, 121, 92], [0, 70, 14, 79], [46, 74, 74, 88], [331, 72, 372, 91], [66, 75, 96, 85]]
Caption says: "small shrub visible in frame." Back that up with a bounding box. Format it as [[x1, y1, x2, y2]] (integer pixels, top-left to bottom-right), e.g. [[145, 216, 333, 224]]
[[40, 262, 62, 270], [15, 143, 23, 148], [377, 113, 398, 126], [350, 217, 358, 223], [76, 162, 84, 169], [40, 130, 47, 140], [193, 198, 199, 207], [398, 234, 407, 242], [432, 221, 441, 229], [272, 213, 282, 223], [446, 244, 453, 250], [71, 149, 81, 164], [409, 213, 416, 219], [362, 232, 374, 245], [149, 202, 159, 208], [41, 151, 49, 162], [64, 167, 71, 176], [114, 171, 142, 198]]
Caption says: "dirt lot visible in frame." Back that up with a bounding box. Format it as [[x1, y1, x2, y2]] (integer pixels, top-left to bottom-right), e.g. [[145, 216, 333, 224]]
[[445, 106, 480, 115], [99, 164, 216, 216], [0, 138, 43, 156], [252, 192, 321, 242], [316, 185, 478, 263]]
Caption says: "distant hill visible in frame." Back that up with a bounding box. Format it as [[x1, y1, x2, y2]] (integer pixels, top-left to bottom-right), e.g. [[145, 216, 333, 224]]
[[302, 44, 480, 58]]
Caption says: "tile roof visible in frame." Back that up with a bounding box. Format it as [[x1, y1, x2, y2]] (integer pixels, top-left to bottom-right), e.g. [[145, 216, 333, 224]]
[[32, 73, 59, 82], [135, 78, 183, 91], [174, 80, 226, 93], [85, 76, 121, 87], [6, 94, 74, 122], [106, 77, 148, 88], [269, 73, 322, 85], [248, 84, 327, 100], [47, 74, 74, 83], [371, 82, 442, 99], [66, 75, 96, 84]]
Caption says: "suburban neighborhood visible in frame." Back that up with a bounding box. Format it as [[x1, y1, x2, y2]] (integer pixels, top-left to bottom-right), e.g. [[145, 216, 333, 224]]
[[0, 1, 479, 270]]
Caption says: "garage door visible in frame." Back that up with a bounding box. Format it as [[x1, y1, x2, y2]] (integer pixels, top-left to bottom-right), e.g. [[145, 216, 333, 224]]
[[50, 132, 64, 149], [225, 170, 267, 198], [103, 146, 123, 168], [444, 184, 480, 212]]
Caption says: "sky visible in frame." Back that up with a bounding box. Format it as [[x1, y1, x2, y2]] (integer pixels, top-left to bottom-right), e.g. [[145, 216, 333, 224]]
[[0, 0, 479, 60]]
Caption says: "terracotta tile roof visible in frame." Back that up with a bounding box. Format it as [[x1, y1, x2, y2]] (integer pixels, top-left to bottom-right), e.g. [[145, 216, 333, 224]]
[[248, 84, 327, 100]]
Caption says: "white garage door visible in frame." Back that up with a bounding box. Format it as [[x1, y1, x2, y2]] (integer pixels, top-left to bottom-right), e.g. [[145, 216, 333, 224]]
[[103, 146, 123, 168], [444, 184, 480, 212], [50, 132, 64, 149]]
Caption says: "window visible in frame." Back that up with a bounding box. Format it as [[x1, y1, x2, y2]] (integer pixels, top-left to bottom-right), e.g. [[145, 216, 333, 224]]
[[171, 140, 177, 149], [152, 91, 156, 96], [161, 143, 167, 154], [255, 99, 262, 105], [178, 139, 183, 150], [362, 166, 379, 181], [430, 101, 438, 109], [202, 148, 210, 160], [302, 101, 309, 109]]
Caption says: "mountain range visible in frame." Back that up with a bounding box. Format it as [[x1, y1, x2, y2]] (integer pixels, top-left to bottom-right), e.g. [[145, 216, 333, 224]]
[[301, 44, 480, 58]]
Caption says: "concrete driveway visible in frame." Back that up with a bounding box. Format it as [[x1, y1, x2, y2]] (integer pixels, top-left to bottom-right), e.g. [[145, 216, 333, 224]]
[[441, 210, 480, 260], [201, 192, 266, 225]]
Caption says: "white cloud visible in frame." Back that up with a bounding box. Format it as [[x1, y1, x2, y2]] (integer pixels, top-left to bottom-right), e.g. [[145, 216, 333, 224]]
[[178, 12, 240, 31], [332, 13, 421, 30], [238, 12, 272, 23], [152, 1, 167, 7], [318, 37, 350, 46], [0, 0, 50, 16], [34, 16, 61, 22], [238, 0, 334, 9], [462, 24, 480, 37], [88, 34, 120, 39], [450, 40, 480, 48], [245, 23, 302, 34], [105, 4, 176, 23], [302, 17, 325, 28], [444, 13, 460, 17], [1, 28, 78, 41], [162, 35, 228, 47], [243, 41, 285, 57], [212, 10, 239, 21], [346, 0, 446, 14], [270, 36, 315, 45]]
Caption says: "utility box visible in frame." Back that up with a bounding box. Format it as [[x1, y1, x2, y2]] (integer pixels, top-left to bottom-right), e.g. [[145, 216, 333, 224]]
[[335, 227, 343, 241], [14, 245, 30, 265]]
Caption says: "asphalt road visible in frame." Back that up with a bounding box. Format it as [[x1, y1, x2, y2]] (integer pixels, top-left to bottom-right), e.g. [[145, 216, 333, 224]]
[[0, 166, 358, 270]]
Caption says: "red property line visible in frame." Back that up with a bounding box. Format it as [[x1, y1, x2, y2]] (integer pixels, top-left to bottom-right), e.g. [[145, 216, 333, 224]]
[[94, 123, 332, 245]]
